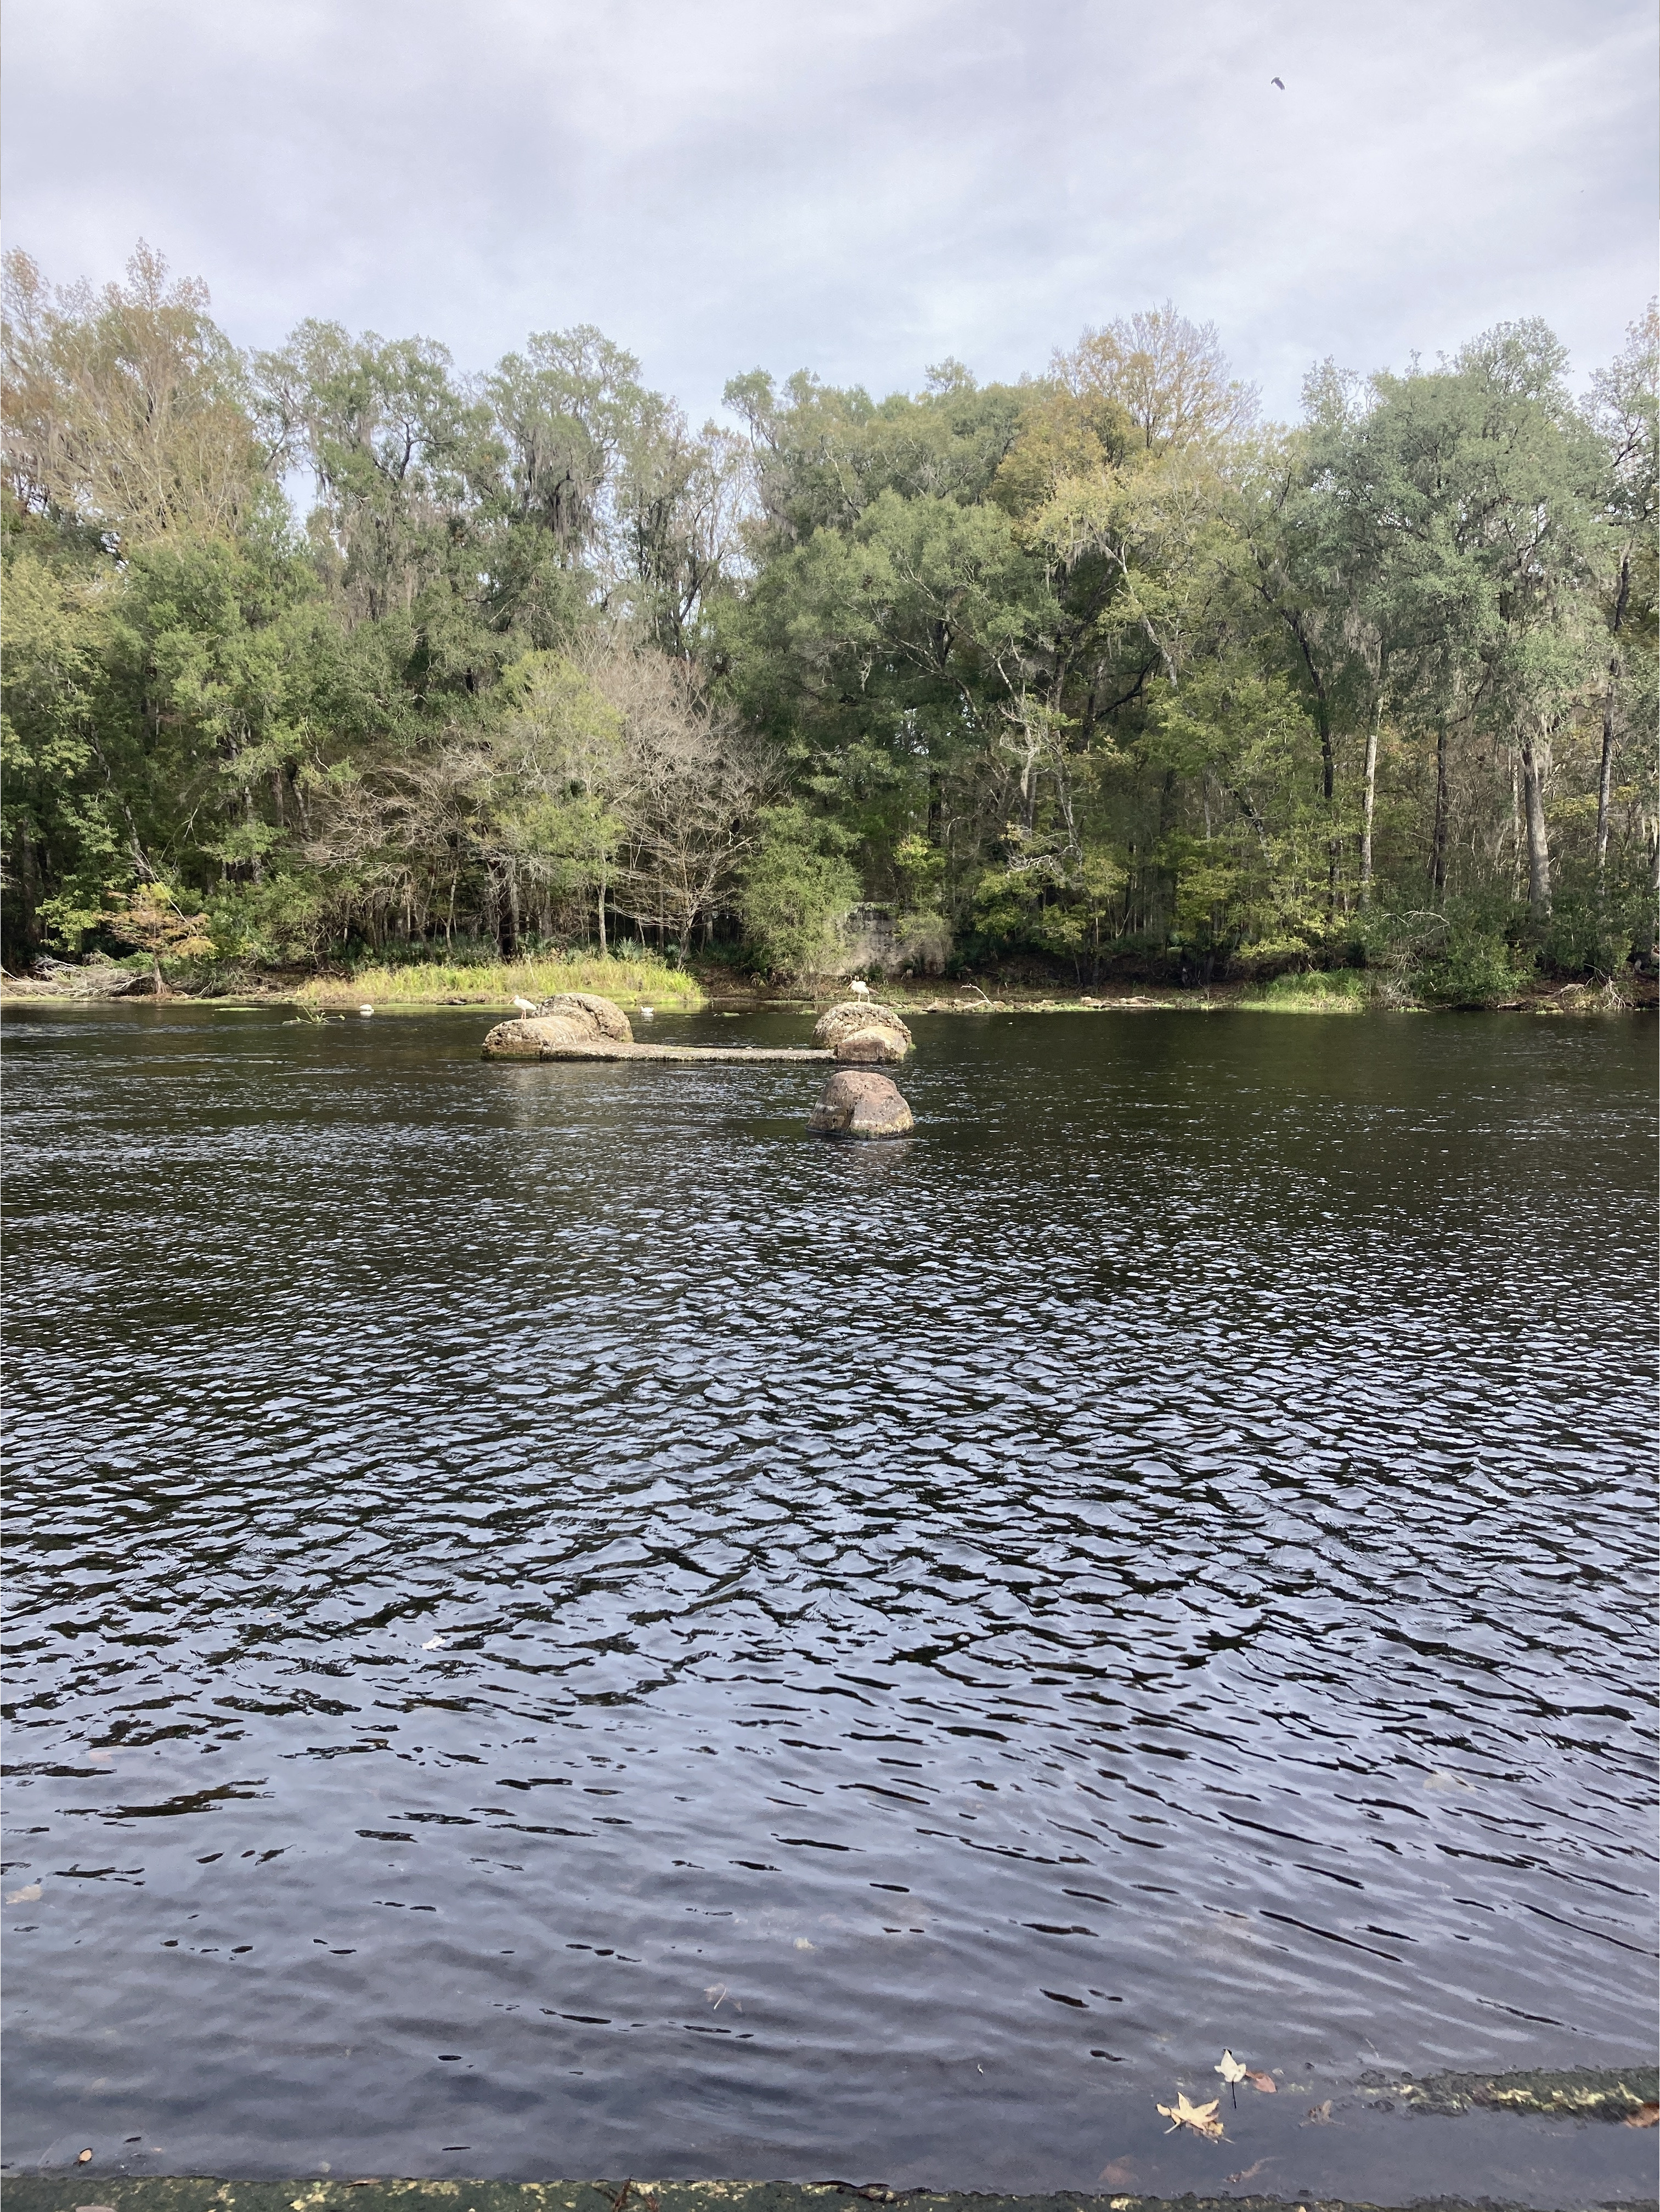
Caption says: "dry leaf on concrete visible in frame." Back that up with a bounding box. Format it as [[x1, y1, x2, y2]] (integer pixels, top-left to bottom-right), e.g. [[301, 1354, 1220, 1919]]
[[1157, 2091, 1224, 2140]]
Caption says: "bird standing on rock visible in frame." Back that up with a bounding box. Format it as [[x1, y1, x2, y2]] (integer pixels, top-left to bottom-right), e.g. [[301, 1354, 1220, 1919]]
[[512, 995, 538, 1014], [849, 978, 871, 1000]]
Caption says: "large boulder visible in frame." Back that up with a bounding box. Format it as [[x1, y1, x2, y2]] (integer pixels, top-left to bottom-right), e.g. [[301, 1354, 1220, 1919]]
[[483, 991, 633, 1059], [481, 1015, 590, 1058], [808, 1068, 914, 1138], [534, 991, 633, 1042], [812, 1000, 912, 1064]]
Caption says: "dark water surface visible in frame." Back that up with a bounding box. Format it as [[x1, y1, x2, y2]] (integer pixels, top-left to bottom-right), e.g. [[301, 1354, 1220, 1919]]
[[4, 1003, 1655, 2204]]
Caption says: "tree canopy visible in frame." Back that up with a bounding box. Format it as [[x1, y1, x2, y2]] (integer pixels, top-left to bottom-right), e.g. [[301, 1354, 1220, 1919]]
[[4, 245, 1654, 990]]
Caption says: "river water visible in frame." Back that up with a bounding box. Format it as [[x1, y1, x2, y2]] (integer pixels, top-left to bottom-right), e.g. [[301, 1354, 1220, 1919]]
[[3, 1003, 1655, 2204]]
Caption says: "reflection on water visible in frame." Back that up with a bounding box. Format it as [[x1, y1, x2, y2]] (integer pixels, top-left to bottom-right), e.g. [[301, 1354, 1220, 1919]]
[[3, 1003, 1654, 2203]]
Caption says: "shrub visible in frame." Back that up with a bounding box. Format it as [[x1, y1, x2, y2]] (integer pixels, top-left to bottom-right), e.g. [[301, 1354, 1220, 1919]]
[[735, 805, 861, 980], [1414, 929, 1536, 1007], [1245, 969, 1372, 1009]]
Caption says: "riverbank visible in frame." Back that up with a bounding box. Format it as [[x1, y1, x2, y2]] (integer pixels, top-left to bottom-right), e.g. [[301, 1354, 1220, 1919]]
[[0, 952, 704, 1013], [2, 961, 1651, 1016]]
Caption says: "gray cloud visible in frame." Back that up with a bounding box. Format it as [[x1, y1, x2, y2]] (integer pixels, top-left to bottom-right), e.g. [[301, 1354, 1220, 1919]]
[[4, 0, 1652, 421]]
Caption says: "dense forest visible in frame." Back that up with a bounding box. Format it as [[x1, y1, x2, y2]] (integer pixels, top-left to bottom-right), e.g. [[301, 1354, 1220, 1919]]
[[3, 245, 1655, 997]]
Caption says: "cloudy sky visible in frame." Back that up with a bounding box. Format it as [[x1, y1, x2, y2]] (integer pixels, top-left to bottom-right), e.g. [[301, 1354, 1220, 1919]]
[[4, 0, 1653, 423]]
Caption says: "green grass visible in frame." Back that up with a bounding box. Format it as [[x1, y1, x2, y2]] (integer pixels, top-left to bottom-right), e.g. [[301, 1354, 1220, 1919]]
[[1236, 968, 1374, 1012], [293, 952, 704, 1010]]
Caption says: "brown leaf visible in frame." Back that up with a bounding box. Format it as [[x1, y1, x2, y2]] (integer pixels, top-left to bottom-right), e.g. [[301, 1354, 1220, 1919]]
[[76, 2152, 93, 2165], [1245, 2069, 1277, 2094], [1301, 2098, 1333, 2125], [1225, 2162, 1272, 2186], [1096, 2160, 1136, 2187], [1625, 2102, 1659, 2128]]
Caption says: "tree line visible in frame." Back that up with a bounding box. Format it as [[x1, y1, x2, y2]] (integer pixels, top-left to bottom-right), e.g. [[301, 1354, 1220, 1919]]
[[3, 244, 1655, 995]]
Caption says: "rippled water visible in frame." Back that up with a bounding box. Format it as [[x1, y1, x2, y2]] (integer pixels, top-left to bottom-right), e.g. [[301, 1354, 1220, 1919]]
[[4, 1003, 1655, 2203]]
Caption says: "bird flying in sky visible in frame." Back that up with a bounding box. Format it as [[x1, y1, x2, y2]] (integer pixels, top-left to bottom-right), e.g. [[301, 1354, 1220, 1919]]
[[1271, 76, 1285, 89]]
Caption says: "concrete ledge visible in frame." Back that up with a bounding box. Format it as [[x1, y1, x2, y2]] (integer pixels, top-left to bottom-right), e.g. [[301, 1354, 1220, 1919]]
[[0, 2180, 1544, 2212], [531, 1044, 834, 1064]]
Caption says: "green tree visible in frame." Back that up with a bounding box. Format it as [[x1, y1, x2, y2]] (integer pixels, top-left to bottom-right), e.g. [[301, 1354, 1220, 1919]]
[[735, 803, 860, 978]]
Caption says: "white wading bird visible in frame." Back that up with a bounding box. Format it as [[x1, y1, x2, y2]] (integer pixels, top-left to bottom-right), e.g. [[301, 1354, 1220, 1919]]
[[848, 978, 871, 1000], [359, 1005, 374, 1016], [512, 995, 538, 1014]]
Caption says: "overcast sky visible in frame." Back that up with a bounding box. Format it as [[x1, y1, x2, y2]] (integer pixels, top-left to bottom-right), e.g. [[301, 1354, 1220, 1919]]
[[4, 0, 1653, 425]]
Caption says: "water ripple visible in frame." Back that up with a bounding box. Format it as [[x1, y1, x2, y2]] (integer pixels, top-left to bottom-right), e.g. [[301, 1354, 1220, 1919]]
[[2, 1005, 1653, 2199]]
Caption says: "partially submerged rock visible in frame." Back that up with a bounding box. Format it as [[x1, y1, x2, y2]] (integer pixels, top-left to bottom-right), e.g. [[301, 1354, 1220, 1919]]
[[482, 992, 634, 1058], [481, 1015, 586, 1057], [812, 1000, 913, 1064], [808, 1068, 914, 1138], [534, 991, 633, 1042]]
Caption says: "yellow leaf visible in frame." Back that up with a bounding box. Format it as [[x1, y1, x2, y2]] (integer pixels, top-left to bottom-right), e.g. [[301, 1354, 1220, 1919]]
[[1215, 2049, 1247, 2084], [1156, 2091, 1224, 2139]]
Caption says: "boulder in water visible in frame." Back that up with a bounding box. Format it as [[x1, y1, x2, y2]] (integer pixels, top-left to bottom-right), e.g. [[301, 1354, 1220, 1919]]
[[482, 991, 633, 1058], [808, 1068, 914, 1138], [812, 1000, 912, 1064], [533, 991, 633, 1042]]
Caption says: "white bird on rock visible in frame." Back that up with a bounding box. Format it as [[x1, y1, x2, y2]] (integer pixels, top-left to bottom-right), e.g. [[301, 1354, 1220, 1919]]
[[512, 995, 538, 1014], [849, 978, 871, 1000]]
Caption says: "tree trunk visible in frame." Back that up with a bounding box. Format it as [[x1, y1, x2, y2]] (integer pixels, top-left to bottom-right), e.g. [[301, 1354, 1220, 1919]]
[[1596, 688, 1616, 878], [1510, 753, 1525, 901], [1359, 704, 1379, 908], [596, 864, 608, 955], [1317, 706, 1339, 918], [1429, 724, 1449, 901], [1518, 724, 1551, 916]]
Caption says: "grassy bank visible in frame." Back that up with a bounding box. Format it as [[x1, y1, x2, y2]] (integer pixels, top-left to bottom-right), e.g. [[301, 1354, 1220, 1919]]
[[292, 953, 704, 1011]]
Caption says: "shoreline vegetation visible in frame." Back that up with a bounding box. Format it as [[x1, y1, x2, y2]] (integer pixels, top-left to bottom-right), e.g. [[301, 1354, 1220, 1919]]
[[2, 949, 1650, 1017], [4, 249, 1655, 1010]]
